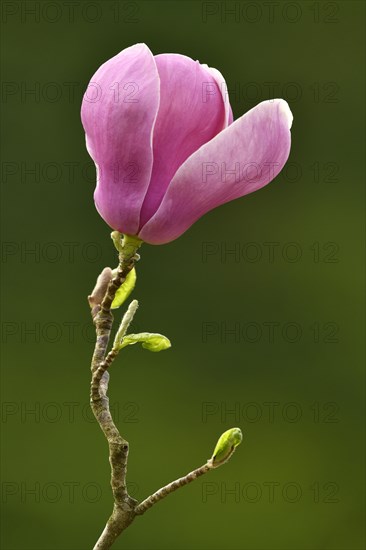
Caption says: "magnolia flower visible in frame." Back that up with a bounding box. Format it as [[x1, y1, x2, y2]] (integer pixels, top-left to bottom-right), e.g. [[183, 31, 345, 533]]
[[81, 43, 293, 245]]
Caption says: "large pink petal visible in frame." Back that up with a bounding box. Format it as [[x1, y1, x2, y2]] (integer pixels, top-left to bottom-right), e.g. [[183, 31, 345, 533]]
[[138, 54, 230, 228], [139, 99, 293, 244], [81, 43, 160, 235]]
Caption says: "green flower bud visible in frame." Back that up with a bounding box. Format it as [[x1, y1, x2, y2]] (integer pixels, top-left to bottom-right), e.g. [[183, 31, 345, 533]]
[[209, 427, 242, 468]]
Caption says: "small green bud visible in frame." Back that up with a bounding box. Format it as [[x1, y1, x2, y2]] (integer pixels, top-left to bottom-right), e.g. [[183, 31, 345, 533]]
[[209, 428, 242, 468]]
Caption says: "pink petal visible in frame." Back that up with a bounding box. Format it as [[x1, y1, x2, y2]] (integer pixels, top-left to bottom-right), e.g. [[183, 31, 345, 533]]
[[138, 54, 230, 228], [139, 99, 293, 244], [203, 64, 233, 126], [81, 43, 160, 235]]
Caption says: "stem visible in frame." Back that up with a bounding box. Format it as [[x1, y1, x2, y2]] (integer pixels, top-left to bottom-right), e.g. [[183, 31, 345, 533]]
[[90, 236, 141, 549], [135, 463, 212, 515]]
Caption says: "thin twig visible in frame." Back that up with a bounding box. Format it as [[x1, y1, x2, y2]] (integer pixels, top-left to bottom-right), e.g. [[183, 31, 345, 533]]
[[135, 463, 212, 515]]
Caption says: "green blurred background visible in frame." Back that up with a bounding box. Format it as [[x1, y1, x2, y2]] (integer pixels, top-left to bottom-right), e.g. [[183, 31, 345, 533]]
[[1, 1, 365, 548]]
